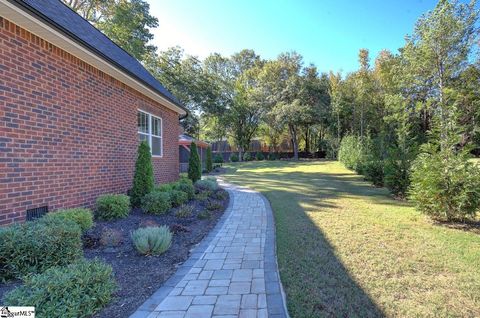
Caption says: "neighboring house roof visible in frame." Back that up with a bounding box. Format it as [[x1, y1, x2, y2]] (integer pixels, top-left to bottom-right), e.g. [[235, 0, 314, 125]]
[[5, 0, 187, 116], [179, 134, 209, 149]]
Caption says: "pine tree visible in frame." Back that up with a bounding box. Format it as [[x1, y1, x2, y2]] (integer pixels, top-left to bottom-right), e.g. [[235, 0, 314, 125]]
[[188, 142, 201, 182], [206, 146, 213, 173], [131, 141, 154, 207]]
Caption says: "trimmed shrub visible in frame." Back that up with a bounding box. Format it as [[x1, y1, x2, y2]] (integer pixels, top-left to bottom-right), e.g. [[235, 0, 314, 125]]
[[255, 152, 265, 161], [212, 189, 229, 201], [214, 154, 224, 164], [44, 208, 93, 232], [230, 153, 239, 162], [155, 183, 175, 192], [206, 199, 223, 211], [188, 142, 202, 183], [195, 190, 212, 202], [363, 160, 384, 186], [131, 226, 172, 255], [142, 191, 171, 215], [96, 194, 130, 220], [410, 144, 480, 221], [131, 141, 155, 207], [195, 177, 218, 192], [338, 135, 363, 172], [384, 146, 413, 198], [267, 153, 278, 160], [0, 218, 82, 281], [206, 146, 213, 172], [243, 152, 252, 161], [173, 181, 195, 200], [197, 210, 212, 220], [4, 259, 116, 318], [169, 190, 188, 207], [175, 205, 194, 218]]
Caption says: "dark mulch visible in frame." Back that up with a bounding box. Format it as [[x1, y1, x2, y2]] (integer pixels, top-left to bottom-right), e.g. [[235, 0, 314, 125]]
[[0, 189, 229, 318]]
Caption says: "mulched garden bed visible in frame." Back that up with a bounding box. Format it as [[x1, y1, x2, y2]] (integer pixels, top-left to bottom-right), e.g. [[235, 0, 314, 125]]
[[0, 187, 229, 318]]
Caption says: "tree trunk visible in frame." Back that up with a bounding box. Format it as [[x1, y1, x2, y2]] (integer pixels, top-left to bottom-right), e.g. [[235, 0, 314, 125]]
[[304, 126, 310, 153], [290, 124, 299, 161]]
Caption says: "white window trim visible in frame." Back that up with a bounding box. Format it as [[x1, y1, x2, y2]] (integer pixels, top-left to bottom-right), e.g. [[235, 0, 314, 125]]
[[138, 109, 163, 158]]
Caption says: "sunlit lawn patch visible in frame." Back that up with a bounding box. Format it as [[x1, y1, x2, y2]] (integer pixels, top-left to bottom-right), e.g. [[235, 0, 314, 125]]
[[223, 160, 480, 317]]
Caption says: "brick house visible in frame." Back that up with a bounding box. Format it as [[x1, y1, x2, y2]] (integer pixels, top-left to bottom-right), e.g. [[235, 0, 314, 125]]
[[0, 0, 188, 225]]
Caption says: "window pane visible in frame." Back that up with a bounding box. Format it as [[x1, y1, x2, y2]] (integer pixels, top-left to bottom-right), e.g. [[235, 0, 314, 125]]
[[152, 136, 161, 156], [152, 117, 161, 137], [137, 111, 148, 133]]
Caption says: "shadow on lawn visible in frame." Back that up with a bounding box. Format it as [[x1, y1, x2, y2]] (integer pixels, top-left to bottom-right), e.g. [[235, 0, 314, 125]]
[[223, 162, 386, 317]]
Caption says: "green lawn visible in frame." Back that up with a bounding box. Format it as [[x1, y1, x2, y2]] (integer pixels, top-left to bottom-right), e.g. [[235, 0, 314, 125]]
[[223, 160, 480, 318]]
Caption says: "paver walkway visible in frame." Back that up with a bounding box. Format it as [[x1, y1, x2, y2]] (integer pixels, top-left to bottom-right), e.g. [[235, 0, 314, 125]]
[[131, 180, 288, 318]]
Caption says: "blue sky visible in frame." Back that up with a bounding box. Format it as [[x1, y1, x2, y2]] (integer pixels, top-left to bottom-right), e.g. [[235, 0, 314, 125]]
[[148, 0, 451, 74]]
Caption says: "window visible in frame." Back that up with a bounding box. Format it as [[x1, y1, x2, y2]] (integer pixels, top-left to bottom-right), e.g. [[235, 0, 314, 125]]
[[137, 110, 162, 156]]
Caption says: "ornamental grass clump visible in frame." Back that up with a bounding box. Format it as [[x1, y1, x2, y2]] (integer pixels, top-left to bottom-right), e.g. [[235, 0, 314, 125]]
[[195, 177, 218, 192], [175, 204, 194, 218], [131, 226, 172, 256]]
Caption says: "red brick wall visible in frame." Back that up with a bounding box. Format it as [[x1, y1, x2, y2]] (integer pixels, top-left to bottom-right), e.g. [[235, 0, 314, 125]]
[[0, 18, 180, 225]]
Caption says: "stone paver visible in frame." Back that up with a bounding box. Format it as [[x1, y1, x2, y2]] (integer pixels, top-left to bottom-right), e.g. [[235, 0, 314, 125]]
[[130, 180, 288, 318]]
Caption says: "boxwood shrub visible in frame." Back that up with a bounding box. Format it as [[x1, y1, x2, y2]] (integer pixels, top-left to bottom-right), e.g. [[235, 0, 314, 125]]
[[169, 190, 188, 207], [0, 218, 82, 281], [96, 194, 130, 220], [142, 191, 171, 215], [4, 259, 116, 318], [173, 181, 195, 200], [195, 177, 218, 192], [43, 208, 93, 232]]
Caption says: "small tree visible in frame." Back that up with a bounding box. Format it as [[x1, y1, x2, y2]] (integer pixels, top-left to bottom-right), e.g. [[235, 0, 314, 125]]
[[206, 146, 213, 172], [131, 141, 154, 207], [188, 142, 201, 182]]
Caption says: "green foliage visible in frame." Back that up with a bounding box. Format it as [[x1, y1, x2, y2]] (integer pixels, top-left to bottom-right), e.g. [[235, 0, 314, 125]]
[[206, 199, 223, 211], [4, 259, 116, 318], [0, 218, 82, 281], [131, 226, 172, 255], [96, 194, 131, 220], [131, 141, 154, 207], [44, 208, 93, 232], [141, 191, 171, 215], [195, 190, 212, 202], [197, 210, 212, 220], [338, 135, 364, 172], [267, 153, 278, 160], [230, 153, 239, 162], [175, 205, 194, 218], [195, 178, 218, 192], [206, 146, 213, 172], [155, 183, 174, 192], [243, 152, 252, 161], [384, 145, 414, 197], [212, 189, 229, 201], [173, 180, 195, 200], [213, 154, 224, 164], [188, 142, 202, 183], [255, 152, 265, 160], [168, 189, 188, 207], [410, 144, 480, 221]]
